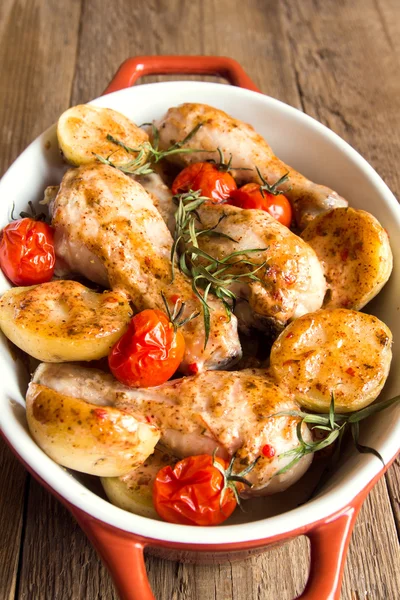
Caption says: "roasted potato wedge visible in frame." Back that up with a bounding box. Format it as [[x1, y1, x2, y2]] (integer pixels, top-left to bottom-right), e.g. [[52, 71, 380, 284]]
[[301, 208, 392, 310], [57, 104, 148, 167], [0, 280, 132, 362], [26, 382, 160, 477], [270, 308, 392, 413], [101, 449, 178, 519]]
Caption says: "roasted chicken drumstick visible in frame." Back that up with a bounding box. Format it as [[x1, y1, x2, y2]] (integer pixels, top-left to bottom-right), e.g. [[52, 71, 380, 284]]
[[30, 363, 313, 497], [155, 103, 348, 229], [51, 163, 241, 373]]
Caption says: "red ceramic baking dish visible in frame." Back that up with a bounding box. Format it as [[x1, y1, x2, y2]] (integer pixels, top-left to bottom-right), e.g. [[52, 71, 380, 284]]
[[0, 56, 399, 600]]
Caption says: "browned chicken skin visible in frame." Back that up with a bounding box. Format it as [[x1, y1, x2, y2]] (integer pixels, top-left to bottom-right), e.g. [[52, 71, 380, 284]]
[[136, 174, 327, 332], [32, 363, 313, 497], [155, 103, 348, 229], [51, 164, 242, 373], [195, 202, 326, 331]]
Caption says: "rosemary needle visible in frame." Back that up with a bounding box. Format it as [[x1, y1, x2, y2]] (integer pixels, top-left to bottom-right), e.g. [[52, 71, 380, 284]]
[[171, 190, 268, 347], [93, 122, 209, 176], [272, 392, 400, 475]]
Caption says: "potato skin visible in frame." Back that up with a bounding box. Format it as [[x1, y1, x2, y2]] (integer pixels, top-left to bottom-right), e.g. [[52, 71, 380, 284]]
[[57, 104, 148, 167], [0, 280, 132, 362], [270, 308, 392, 413], [26, 383, 160, 477], [301, 208, 393, 310], [101, 449, 178, 519]]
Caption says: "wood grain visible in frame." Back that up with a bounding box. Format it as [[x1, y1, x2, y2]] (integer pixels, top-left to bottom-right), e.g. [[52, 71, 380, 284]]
[[0, 0, 399, 599], [279, 0, 400, 542], [17, 479, 118, 600], [0, 0, 81, 598], [0, 444, 26, 600]]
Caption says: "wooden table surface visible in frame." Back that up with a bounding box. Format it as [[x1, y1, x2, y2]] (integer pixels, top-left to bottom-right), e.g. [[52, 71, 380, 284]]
[[1, 1, 399, 598]]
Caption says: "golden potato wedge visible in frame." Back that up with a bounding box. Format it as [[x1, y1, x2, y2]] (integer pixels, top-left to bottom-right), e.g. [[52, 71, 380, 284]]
[[270, 308, 392, 413], [301, 208, 392, 310], [26, 382, 160, 477], [57, 104, 148, 167], [0, 280, 132, 362], [101, 449, 178, 519]]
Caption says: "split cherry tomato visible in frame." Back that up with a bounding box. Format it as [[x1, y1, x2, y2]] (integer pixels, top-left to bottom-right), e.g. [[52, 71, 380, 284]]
[[153, 454, 239, 526], [172, 162, 237, 203], [108, 307, 185, 388], [229, 183, 293, 227], [0, 218, 55, 286]]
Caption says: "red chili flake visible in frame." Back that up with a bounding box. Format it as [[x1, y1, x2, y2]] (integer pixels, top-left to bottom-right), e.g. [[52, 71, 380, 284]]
[[188, 362, 199, 374], [145, 415, 151, 423], [170, 294, 180, 304], [283, 272, 296, 285], [341, 249, 349, 261], [262, 444, 276, 458], [266, 266, 278, 279], [93, 408, 108, 419], [346, 367, 356, 376], [144, 256, 152, 267], [286, 332, 294, 339]]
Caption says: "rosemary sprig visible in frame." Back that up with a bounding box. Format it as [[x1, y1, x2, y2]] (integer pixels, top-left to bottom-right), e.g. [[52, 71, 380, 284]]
[[212, 448, 260, 510], [272, 392, 400, 475], [94, 122, 208, 175], [171, 190, 268, 347]]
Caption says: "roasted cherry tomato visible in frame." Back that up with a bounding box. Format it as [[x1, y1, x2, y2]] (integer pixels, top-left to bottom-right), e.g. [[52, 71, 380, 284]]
[[108, 308, 185, 388], [229, 183, 293, 227], [153, 454, 239, 526], [0, 218, 55, 286], [172, 162, 237, 203]]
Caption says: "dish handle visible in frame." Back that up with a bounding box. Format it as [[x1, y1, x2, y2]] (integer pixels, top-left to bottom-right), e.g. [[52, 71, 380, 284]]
[[71, 501, 360, 600], [103, 55, 260, 94], [296, 503, 360, 600]]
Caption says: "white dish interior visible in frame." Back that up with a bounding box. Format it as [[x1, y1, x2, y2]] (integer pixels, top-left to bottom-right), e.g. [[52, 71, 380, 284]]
[[0, 81, 399, 545]]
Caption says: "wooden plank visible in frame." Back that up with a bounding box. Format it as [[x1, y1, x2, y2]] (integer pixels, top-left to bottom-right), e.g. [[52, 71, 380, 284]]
[[1, 0, 398, 599], [375, 0, 400, 55], [280, 0, 400, 542], [0, 0, 83, 175], [0, 1, 81, 599], [280, 0, 400, 198], [344, 478, 400, 599], [146, 537, 309, 600], [375, 0, 400, 541], [17, 479, 118, 600], [69, 0, 301, 104], [0, 442, 26, 600], [386, 456, 400, 536]]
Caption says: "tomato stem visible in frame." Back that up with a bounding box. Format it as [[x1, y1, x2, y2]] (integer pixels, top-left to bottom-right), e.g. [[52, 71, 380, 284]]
[[208, 147, 253, 173], [10, 200, 48, 223], [160, 291, 200, 332], [256, 166, 290, 198], [212, 448, 260, 511]]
